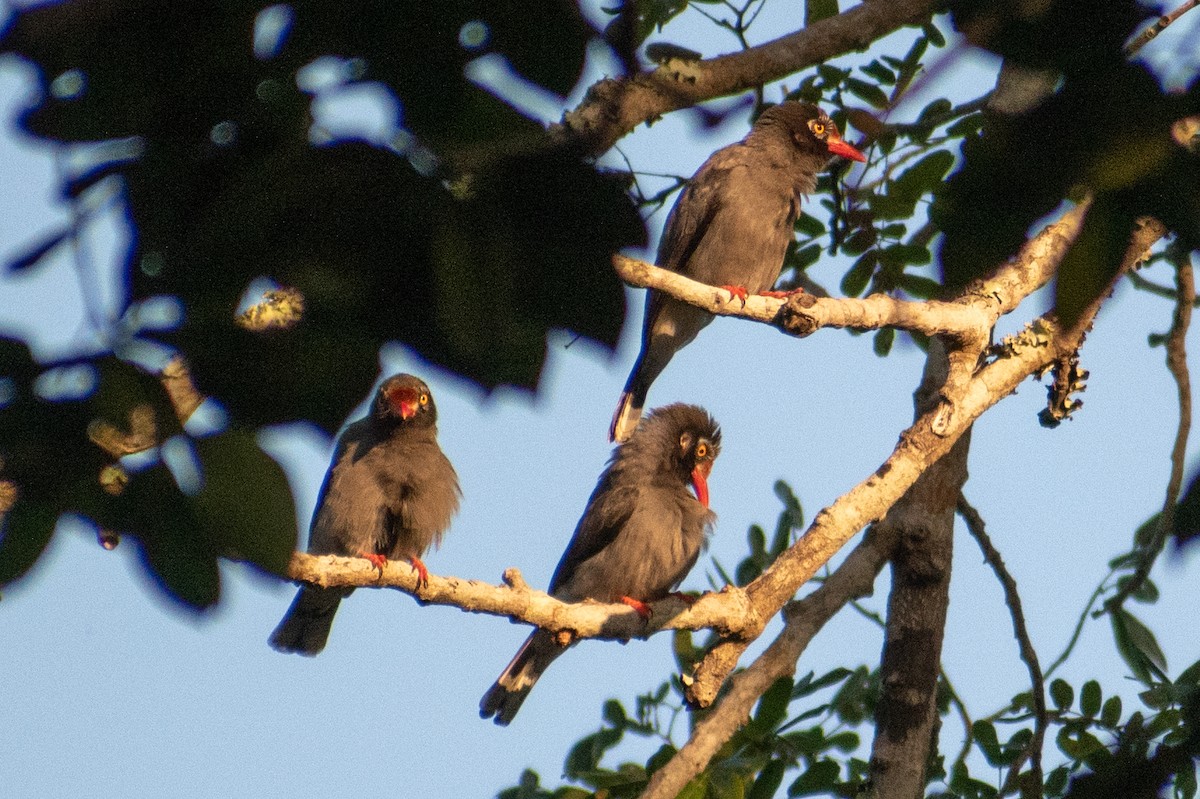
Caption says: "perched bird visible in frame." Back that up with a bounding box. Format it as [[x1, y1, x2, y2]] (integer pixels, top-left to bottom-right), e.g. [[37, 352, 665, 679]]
[[269, 373, 460, 656], [609, 102, 866, 442], [480, 403, 720, 725]]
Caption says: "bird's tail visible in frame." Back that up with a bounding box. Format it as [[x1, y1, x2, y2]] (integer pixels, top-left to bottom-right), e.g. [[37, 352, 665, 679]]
[[480, 629, 570, 725], [609, 381, 648, 443], [268, 585, 352, 656]]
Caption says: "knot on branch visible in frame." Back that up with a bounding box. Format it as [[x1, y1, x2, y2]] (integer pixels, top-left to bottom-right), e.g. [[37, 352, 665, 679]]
[[779, 293, 821, 337]]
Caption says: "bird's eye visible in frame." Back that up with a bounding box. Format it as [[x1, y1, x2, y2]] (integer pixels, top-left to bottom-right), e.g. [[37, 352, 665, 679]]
[[809, 120, 826, 137], [695, 442, 708, 459], [419, 393, 429, 406]]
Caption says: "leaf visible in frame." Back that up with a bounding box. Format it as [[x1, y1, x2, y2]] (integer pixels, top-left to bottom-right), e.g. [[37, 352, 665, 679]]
[[754, 677, 794, 731], [845, 77, 889, 109], [1081, 680, 1102, 717], [1100, 695, 1123, 727], [860, 60, 896, 85], [872, 327, 894, 357], [787, 759, 839, 796], [840, 252, 876, 297], [794, 212, 826, 237], [1050, 678, 1075, 711], [973, 720, 1001, 764], [748, 759, 786, 799], [805, 0, 838, 25], [191, 432, 296, 575], [1111, 607, 1169, 685], [1055, 724, 1106, 761]]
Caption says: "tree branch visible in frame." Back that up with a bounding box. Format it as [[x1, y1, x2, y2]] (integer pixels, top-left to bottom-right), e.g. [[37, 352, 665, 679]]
[[638, 524, 900, 799], [868, 337, 968, 798], [284, 553, 760, 641], [683, 201, 1093, 709], [958, 495, 1047, 797], [556, 0, 940, 155]]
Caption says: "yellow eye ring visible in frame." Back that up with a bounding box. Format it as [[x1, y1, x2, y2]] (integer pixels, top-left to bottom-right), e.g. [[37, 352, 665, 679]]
[[419, 393, 429, 405], [809, 120, 826, 136], [696, 442, 708, 459]]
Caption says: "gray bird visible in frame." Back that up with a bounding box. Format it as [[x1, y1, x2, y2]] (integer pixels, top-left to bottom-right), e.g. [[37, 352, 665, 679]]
[[480, 403, 720, 725], [609, 102, 866, 442], [269, 373, 460, 656]]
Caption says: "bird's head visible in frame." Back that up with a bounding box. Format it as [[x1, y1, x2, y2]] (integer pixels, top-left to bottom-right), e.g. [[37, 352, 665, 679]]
[[375, 373, 437, 427], [758, 101, 867, 164], [659, 405, 722, 508]]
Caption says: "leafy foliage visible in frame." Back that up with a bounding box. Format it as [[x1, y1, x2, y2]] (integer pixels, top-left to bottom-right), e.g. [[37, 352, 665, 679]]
[[0, 1, 644, 606]]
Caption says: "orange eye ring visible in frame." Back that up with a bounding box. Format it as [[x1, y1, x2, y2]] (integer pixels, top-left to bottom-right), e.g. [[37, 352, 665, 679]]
[[419, 393, 429, 405], [809, 120, 826, 136], [696, 442, 708, 459]]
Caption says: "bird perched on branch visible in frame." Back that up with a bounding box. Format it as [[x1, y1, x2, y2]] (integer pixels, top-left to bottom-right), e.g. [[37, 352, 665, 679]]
[[270, 373, 460, 656], [609, 102, 866, 442], [481, 403, 721, 725]]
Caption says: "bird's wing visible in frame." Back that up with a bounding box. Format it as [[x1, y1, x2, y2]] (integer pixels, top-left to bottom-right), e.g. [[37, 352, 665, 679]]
[[548, 481, 640, 595], [644, 152, 740, 322]]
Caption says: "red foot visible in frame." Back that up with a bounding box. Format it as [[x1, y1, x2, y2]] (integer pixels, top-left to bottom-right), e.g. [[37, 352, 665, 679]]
[[759, 287, 807, 299], [719, 284, 749, 305], [362, 552, 388, 572], [669, 591, 698, 606], [409, 556, 430, 590], [620, 596, 653, 619]]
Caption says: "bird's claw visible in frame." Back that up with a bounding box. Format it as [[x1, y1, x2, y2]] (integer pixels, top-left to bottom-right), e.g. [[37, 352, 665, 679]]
[[669, 591, 698, 606], [362, 552, 388, 574], [410, 556, 430, 591], [620, 596, 653, 620], [720, 284, 749, 306]]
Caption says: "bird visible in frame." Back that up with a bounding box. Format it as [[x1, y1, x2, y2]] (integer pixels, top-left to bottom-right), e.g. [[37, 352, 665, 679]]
[[269, 373, 460, 656], [480, 403, 720, 725], [609, 102, 866, 442]]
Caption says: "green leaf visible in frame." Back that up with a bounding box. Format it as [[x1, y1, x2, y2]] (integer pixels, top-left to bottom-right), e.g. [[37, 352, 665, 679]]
[[192, 432, 297, 575], [845, 77, 889, 109], [816, 64, 849, 86], [602, 699, 627, 728], [860, 60, 897, 85], [788, 759, 839, 796], [872, 327, 894, 357], [1056, 724, 1106, 761], [1100, 695, 1123, 727], [1081, 680, 1102, 717], [1050, 678, 1075, 711], [897, 273, 943, 299], [840, 251, 876, 297], [793, 667, 852, 698], [891, 150, 955, 204], [794, 212, 826, 237], [748, 759, 786, 799], [923, 21, 946, 48], [1045, 765, 1070, 795], [754, 677, 794, 731], [805, 0, 838, 25], [1111, 607, 1169, 684], [973, 720, 1001, 764]]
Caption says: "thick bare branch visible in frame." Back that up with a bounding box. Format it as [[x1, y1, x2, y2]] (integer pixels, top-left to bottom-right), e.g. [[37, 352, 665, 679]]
[[557, 0, 939, 155], [285, 553, 759, 641], [612, 253, 992, 339], [869, 338, 968, 798]]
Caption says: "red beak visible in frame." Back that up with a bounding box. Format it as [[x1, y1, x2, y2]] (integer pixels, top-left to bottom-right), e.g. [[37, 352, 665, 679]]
[[691, 464, 711, 508], [826, 135, 867, 163], [387, 387, 420, 420]]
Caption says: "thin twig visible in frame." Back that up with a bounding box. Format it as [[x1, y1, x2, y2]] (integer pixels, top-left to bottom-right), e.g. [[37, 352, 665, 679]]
[[1127, 270, 1200, 306], [1124, 0, 1200, 56], [1044, 571, 1114, 678], [1104, 252, 1194, 612], [958, 495, 1046, 797]]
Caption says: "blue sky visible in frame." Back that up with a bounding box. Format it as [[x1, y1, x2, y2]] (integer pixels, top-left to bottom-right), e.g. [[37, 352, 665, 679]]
[[2, 3, 1199, 797]]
